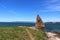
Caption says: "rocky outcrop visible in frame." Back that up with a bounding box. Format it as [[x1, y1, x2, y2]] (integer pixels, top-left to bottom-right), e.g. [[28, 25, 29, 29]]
[[35, 15, 44, 30], [46, 32, 60, 40]]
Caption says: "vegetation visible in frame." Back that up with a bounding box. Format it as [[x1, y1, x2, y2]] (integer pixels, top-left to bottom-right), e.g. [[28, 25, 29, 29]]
[[27, 28, 47, 40], [0, 27, 47, 40]]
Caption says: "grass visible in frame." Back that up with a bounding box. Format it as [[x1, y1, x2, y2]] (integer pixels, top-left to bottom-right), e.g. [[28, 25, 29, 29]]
[[27, 28, 47, 40], [0, 27, 47, 40]]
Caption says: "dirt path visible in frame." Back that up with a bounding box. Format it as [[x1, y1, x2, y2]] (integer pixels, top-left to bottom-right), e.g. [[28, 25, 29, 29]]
[[26, 29, 35, 40]]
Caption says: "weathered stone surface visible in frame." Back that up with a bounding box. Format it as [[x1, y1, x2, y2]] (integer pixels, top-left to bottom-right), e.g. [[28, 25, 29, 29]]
[[35, 15, 44, 30]]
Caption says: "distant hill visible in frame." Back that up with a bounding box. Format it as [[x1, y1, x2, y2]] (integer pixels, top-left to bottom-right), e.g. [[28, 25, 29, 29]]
[[45, 22, 60, 24]]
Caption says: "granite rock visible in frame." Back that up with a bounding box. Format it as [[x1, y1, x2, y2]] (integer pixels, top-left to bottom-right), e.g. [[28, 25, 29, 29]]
[[35, 15, 44, 30]]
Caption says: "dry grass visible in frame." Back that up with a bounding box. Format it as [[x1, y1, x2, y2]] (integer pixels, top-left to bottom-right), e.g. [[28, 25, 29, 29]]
[[0, 27, 47, 40]]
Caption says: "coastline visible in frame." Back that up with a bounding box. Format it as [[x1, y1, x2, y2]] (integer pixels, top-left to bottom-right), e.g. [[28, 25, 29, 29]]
[[28, 27, 60, 40], [46, 32, 60, 40]]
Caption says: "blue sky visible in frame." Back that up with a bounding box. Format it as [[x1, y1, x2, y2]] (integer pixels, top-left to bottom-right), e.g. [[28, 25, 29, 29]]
[[0, 0, 60, 22]]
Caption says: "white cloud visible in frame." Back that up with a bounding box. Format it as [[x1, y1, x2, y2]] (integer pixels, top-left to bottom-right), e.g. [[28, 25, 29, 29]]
[[50, 0, 58, 3], [8, 10, 17, 14], [43, 17, 60, 22], [47, 5, 60, 11], [0, 3, 6, 8], [0, 3, 17, 14], [45, 0, 59, 4], [41, 0, 60, 12]]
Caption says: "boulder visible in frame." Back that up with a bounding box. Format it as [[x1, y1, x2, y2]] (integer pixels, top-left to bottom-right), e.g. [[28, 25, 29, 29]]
[[35, 15, 44, 30]]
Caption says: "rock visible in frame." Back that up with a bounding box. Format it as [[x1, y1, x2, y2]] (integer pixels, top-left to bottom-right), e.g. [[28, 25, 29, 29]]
[[35, 15, 44, 30], [46, 32, 60, 40]]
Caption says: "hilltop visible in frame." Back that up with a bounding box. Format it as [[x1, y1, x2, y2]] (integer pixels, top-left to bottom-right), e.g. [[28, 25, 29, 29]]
[[0, 27, 47, 40]]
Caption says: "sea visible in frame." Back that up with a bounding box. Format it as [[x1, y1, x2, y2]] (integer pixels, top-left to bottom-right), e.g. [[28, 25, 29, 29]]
[[0, 22, 60, 33]]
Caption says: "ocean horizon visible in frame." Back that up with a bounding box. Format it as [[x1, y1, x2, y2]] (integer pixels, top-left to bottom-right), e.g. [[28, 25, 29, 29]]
[[0, 22, 60, 33]]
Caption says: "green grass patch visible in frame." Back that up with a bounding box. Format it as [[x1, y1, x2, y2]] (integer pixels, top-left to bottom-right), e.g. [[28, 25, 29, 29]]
[[0, 27, 47, 40], [27, 27, 47, 40]]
